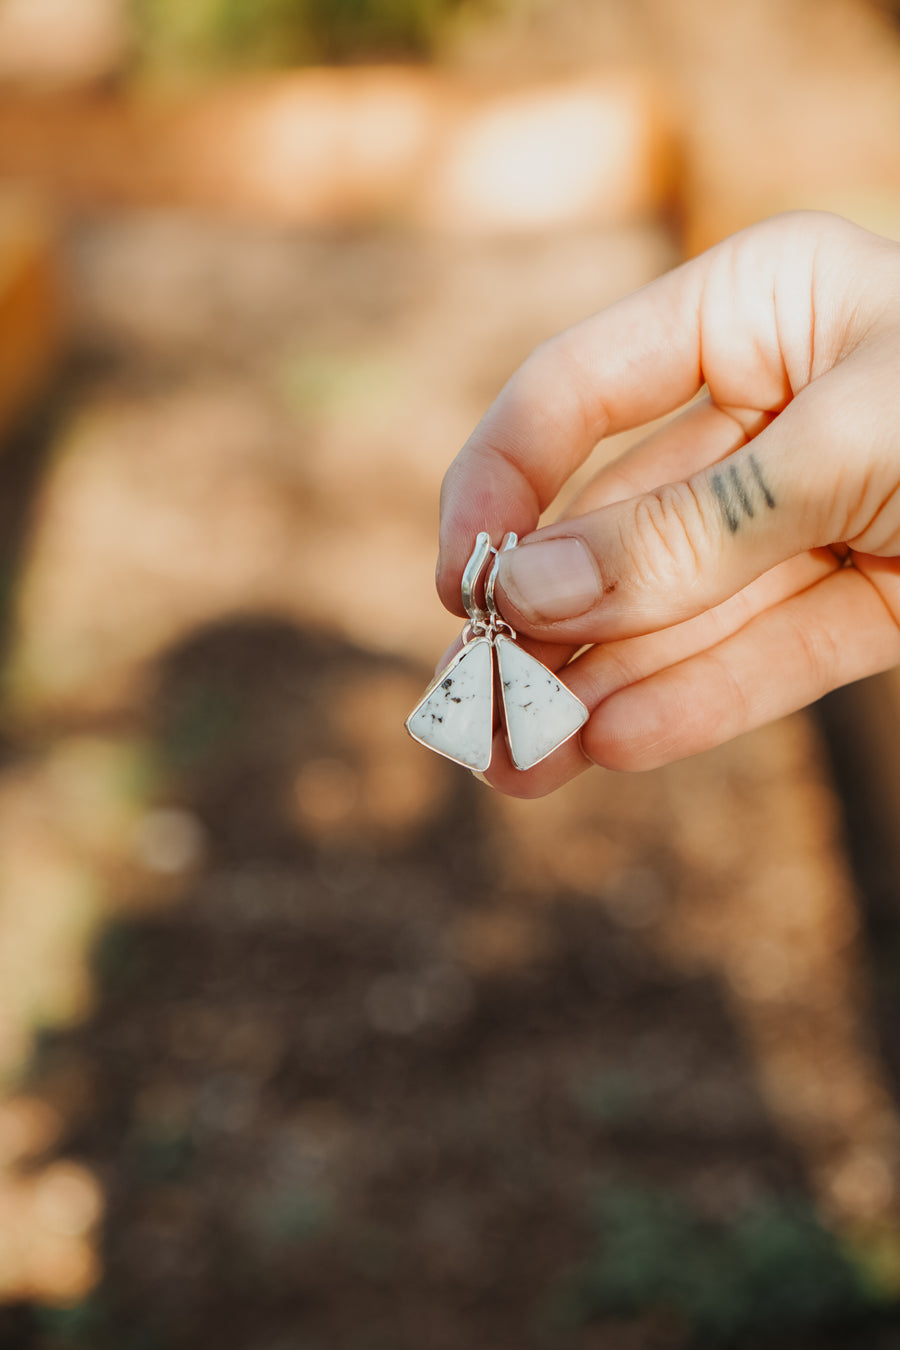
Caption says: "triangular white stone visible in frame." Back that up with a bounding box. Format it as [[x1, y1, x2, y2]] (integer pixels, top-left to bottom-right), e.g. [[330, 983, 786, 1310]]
[[405, 637, 494, 771], [495, 635, 588, 771]]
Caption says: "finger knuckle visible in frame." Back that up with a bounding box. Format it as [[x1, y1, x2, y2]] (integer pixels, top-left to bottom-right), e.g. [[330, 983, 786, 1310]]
[[793, 616, 839, 696], [584, 710, 671, 773], [626, 482, 709, 593]]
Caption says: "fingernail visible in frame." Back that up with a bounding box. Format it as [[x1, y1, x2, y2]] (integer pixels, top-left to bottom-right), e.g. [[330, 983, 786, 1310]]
[[470, 770, 491, 786], [499, 537, 601, 623]]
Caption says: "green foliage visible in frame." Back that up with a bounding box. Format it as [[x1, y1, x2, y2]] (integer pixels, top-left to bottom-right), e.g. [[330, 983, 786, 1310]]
[[35, 1297, 164, 1350], [130, 0, 485, 73], [90, 919, 147, 993], [131, 1121, 196, 1182], [546, 1181, 886, 1345], [567, 1065, 651, 1126], [157, 677, 243, 774], [249, 1185, 333, 1245]]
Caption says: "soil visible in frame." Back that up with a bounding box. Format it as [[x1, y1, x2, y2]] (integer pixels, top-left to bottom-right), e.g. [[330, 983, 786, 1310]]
[[0, 214, 899, 1350]]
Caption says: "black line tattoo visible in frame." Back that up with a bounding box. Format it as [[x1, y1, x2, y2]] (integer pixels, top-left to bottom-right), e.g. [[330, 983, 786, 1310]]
[[711, 455, 776, 534], [748, 453, 776, 508], [728, 464, 754, 518], [711, 472, 739, 532]]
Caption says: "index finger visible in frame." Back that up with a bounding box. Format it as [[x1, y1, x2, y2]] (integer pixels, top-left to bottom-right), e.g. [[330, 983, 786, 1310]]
[[436, 256, 706, 616]]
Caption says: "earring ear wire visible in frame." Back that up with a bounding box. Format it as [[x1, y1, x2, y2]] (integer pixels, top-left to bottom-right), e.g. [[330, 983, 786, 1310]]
[[484, 532, 517, 628], [460, 531, 493, 628]]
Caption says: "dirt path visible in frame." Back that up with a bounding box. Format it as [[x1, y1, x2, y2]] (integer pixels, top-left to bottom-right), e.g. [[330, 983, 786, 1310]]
[[0, 211, 898, 1347]]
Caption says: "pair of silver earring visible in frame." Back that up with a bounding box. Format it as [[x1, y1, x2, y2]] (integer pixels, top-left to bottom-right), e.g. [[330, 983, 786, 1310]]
[[405, 532, 588, 773]]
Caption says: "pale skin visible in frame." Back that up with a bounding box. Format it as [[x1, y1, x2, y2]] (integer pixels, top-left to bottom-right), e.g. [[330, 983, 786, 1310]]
[[435, 211, 900, 797]]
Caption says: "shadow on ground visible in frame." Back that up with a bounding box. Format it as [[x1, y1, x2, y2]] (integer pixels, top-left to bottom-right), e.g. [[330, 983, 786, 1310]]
[[0, 612, 896, 1349]]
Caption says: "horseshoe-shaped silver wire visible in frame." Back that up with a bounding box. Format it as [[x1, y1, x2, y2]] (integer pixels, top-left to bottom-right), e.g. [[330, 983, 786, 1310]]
[[460, 531, 493, 625], [485, 532, 517, 624]]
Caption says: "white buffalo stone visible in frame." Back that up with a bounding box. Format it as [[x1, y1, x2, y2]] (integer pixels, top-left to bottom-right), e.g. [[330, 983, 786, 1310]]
[[495, 635, 588, 771], [405, 637, 494, 771]]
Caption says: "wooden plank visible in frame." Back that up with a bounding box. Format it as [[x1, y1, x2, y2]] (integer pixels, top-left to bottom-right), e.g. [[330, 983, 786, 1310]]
[[0, 193, 61, 443], [0, 69, 672, 232]]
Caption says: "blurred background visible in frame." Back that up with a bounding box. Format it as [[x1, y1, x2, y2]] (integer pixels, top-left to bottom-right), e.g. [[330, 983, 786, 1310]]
[[4, 1, 900, 1347]]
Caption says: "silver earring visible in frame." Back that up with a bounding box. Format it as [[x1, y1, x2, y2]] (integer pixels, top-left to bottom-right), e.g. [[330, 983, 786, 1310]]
[[405, 532, 588, 772]]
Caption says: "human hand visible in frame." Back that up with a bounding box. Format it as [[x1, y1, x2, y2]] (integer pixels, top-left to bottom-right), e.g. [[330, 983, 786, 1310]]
[[436, 212, 900, 795]]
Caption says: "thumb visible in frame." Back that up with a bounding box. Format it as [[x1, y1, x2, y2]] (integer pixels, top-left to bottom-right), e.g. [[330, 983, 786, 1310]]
[[494, 382, 851, 644]]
